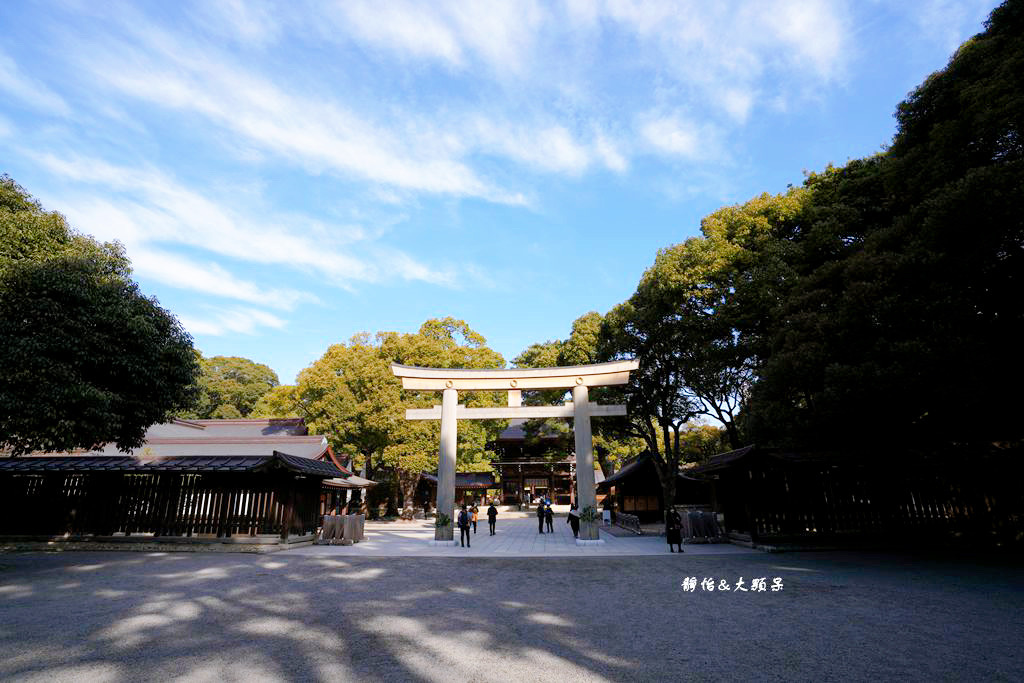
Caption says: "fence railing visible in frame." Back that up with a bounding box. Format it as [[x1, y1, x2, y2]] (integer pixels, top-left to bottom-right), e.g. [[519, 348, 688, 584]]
[[614, 511, 642, 535]]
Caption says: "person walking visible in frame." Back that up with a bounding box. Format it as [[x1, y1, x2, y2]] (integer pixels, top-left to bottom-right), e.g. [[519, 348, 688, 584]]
[[471, 504, 479, 534], [566, 503, 581, 539], [458, 504, 472, 548], [666, 508, 684, 553], [487, 502, 498, 535], [537, 501, 545, 534], [544, 503, 554, 533]]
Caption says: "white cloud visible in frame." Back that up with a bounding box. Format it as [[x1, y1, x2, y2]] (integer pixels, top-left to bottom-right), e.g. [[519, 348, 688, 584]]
[[191, 0, 284, 46], [594, 129, 628, 173], [177, 306, 287, 336], [909, 0, 993, 53], [29, 152, 453, 288], [129, 248, 319, 311], [74, 29, 522, 204], [639, 114, 722, 162], [0, 51, 70, 116], [326, 0, 545, 76]]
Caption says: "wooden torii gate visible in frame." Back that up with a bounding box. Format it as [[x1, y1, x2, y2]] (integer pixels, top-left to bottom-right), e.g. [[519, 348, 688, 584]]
[[391, 360, 638, 544]]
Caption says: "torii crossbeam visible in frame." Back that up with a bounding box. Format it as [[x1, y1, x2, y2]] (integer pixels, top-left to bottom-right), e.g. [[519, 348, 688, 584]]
[[391, 360, 638, 544]]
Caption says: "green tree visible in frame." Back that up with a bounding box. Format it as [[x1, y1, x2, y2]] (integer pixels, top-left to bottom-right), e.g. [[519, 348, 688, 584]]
[[180, 355, 280, 419], [298, 318, 505, 519], [0, 176, 198, 455], [513, 314, 647, 476], [250, 385, 302, 419], [747, 0, 1024, 448]]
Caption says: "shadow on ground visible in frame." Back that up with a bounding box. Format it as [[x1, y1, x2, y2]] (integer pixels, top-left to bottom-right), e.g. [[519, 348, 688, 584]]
[[0, 550, 1022, 681]]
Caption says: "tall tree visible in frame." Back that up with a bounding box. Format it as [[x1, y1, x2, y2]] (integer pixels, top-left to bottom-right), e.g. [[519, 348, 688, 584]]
[[747, 0, 1024, 448], [180, 355, 280, 419], [0, 176, 199, 455], [297, 318, 505, 518]]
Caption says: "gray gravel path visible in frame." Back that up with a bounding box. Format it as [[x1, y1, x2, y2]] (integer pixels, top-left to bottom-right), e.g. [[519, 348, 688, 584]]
[[0, 550, 1021, 682]]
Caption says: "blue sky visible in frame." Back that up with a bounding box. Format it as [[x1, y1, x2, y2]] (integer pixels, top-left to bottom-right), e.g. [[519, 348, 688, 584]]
[[0, 0, 997, 384]]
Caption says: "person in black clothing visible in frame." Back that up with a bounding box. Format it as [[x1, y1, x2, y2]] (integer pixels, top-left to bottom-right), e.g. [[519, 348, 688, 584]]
[[458, 504, 471, 548], [537, 502, 545, 533], [666, 508, 684, 553], [487, 503, 498, 535], [544, 504, 554, 533], [567, 503, 580, 538]]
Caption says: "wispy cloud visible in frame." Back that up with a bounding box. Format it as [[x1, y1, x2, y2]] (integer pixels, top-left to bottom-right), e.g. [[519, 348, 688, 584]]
[[29, 151, 453, 288], [177, 306, 287, 336], [0, 51, 70, 116], [639, 114, 723, 162], [129, 248, 319, 311]]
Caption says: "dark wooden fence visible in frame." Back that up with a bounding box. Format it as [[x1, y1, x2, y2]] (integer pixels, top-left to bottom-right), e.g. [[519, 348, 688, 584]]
[[714, 451, 1023, 546], [0, 472, 323, 540]]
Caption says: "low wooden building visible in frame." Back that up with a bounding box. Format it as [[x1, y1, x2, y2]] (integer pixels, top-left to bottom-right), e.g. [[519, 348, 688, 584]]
[[10, 418, 375, 542], [489, 421, 577, 505], [596, 452, 711, 522], [689, 444, 1024, 546], [0, 451, 347, 543], [416, 471, 497, 508]]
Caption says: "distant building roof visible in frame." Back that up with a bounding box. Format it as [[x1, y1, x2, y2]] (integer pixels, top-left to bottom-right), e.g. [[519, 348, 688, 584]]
[[0, 451, 346, 477], [420, 471, 496, 489], [596, 452, 687, 491], [28, 418, 335, 464], [322, 474, 377, 489]]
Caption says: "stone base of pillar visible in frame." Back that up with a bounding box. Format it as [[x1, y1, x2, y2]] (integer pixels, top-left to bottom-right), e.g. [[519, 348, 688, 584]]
[[575, 539, 606, 546], [428, 540, 459, 546]]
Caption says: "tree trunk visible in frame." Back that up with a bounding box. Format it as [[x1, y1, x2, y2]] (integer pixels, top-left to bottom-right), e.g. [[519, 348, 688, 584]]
[[384, 468, 400, 517], [659, 469, 678, 525], [722, 418, 742, 450], [596, 450, 613, 478], [397, 469, 420, 520]]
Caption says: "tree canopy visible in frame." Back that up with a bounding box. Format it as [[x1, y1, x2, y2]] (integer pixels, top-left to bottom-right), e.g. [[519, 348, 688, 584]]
[[0, 176, 199, 455], [264, 318, 506, 517], [179, 355, 280, 419]]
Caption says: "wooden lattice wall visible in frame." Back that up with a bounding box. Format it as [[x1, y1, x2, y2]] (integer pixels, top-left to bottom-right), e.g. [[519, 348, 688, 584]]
[[714, 453, 1023, 545], [0, 471, 324, 540]]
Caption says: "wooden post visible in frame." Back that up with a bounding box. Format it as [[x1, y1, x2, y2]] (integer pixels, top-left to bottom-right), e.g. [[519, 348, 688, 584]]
[[280, 479, 294, 542], [436, 387, 457, 541], [573, 383, 599, 540]]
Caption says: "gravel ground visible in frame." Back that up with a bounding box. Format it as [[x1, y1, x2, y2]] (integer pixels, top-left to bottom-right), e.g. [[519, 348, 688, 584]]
[[0, 550, 1021, 682]]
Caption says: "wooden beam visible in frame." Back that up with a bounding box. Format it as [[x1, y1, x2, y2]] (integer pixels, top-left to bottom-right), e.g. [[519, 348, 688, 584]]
[[398, 371, 633, 391], [405, 403, 627, 421]]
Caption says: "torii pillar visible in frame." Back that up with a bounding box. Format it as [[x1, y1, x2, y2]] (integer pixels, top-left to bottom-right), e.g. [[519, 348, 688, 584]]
[[391, 360, 638, 545]]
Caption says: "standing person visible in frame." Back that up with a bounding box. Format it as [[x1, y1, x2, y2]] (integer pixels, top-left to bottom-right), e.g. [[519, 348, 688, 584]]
[[536, 501, 545, 534], [458, 504, 471, 548], [487, 502, 498, 535], [544, 503, 554, 533], [666, 508, 684, 553], [471, 503, 479, 534], [567, 503, 581, 539]]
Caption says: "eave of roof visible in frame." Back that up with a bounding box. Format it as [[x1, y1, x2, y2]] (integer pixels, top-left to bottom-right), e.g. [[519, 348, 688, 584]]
[[0, 451, 347, 478]]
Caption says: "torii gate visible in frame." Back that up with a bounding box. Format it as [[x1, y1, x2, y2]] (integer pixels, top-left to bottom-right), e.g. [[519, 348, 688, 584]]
[[391, 360, 638, 544]]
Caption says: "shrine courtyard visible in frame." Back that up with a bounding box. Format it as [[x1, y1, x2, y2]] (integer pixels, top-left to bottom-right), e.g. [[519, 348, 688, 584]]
[[1, 527, 1021, 682]]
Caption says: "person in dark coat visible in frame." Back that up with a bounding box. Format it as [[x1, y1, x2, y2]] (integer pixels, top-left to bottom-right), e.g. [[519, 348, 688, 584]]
[[544, 503, 554, 533], [457, 504, 471, 548], [666, 508, 684, 553], [487, 502, 498, 535], [537, 501, 545, 533], [566, 503, 581, 538]]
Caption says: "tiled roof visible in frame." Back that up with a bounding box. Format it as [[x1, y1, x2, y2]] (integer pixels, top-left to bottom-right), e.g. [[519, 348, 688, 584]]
[[596, 452, 692, 490], [420, 471, 496, 489], [0, 451, 347, 477]]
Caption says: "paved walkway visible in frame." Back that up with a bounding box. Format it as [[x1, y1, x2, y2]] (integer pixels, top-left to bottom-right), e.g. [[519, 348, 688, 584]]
[[2, 549, 1022, 681], [292, 516, 753, 557]]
